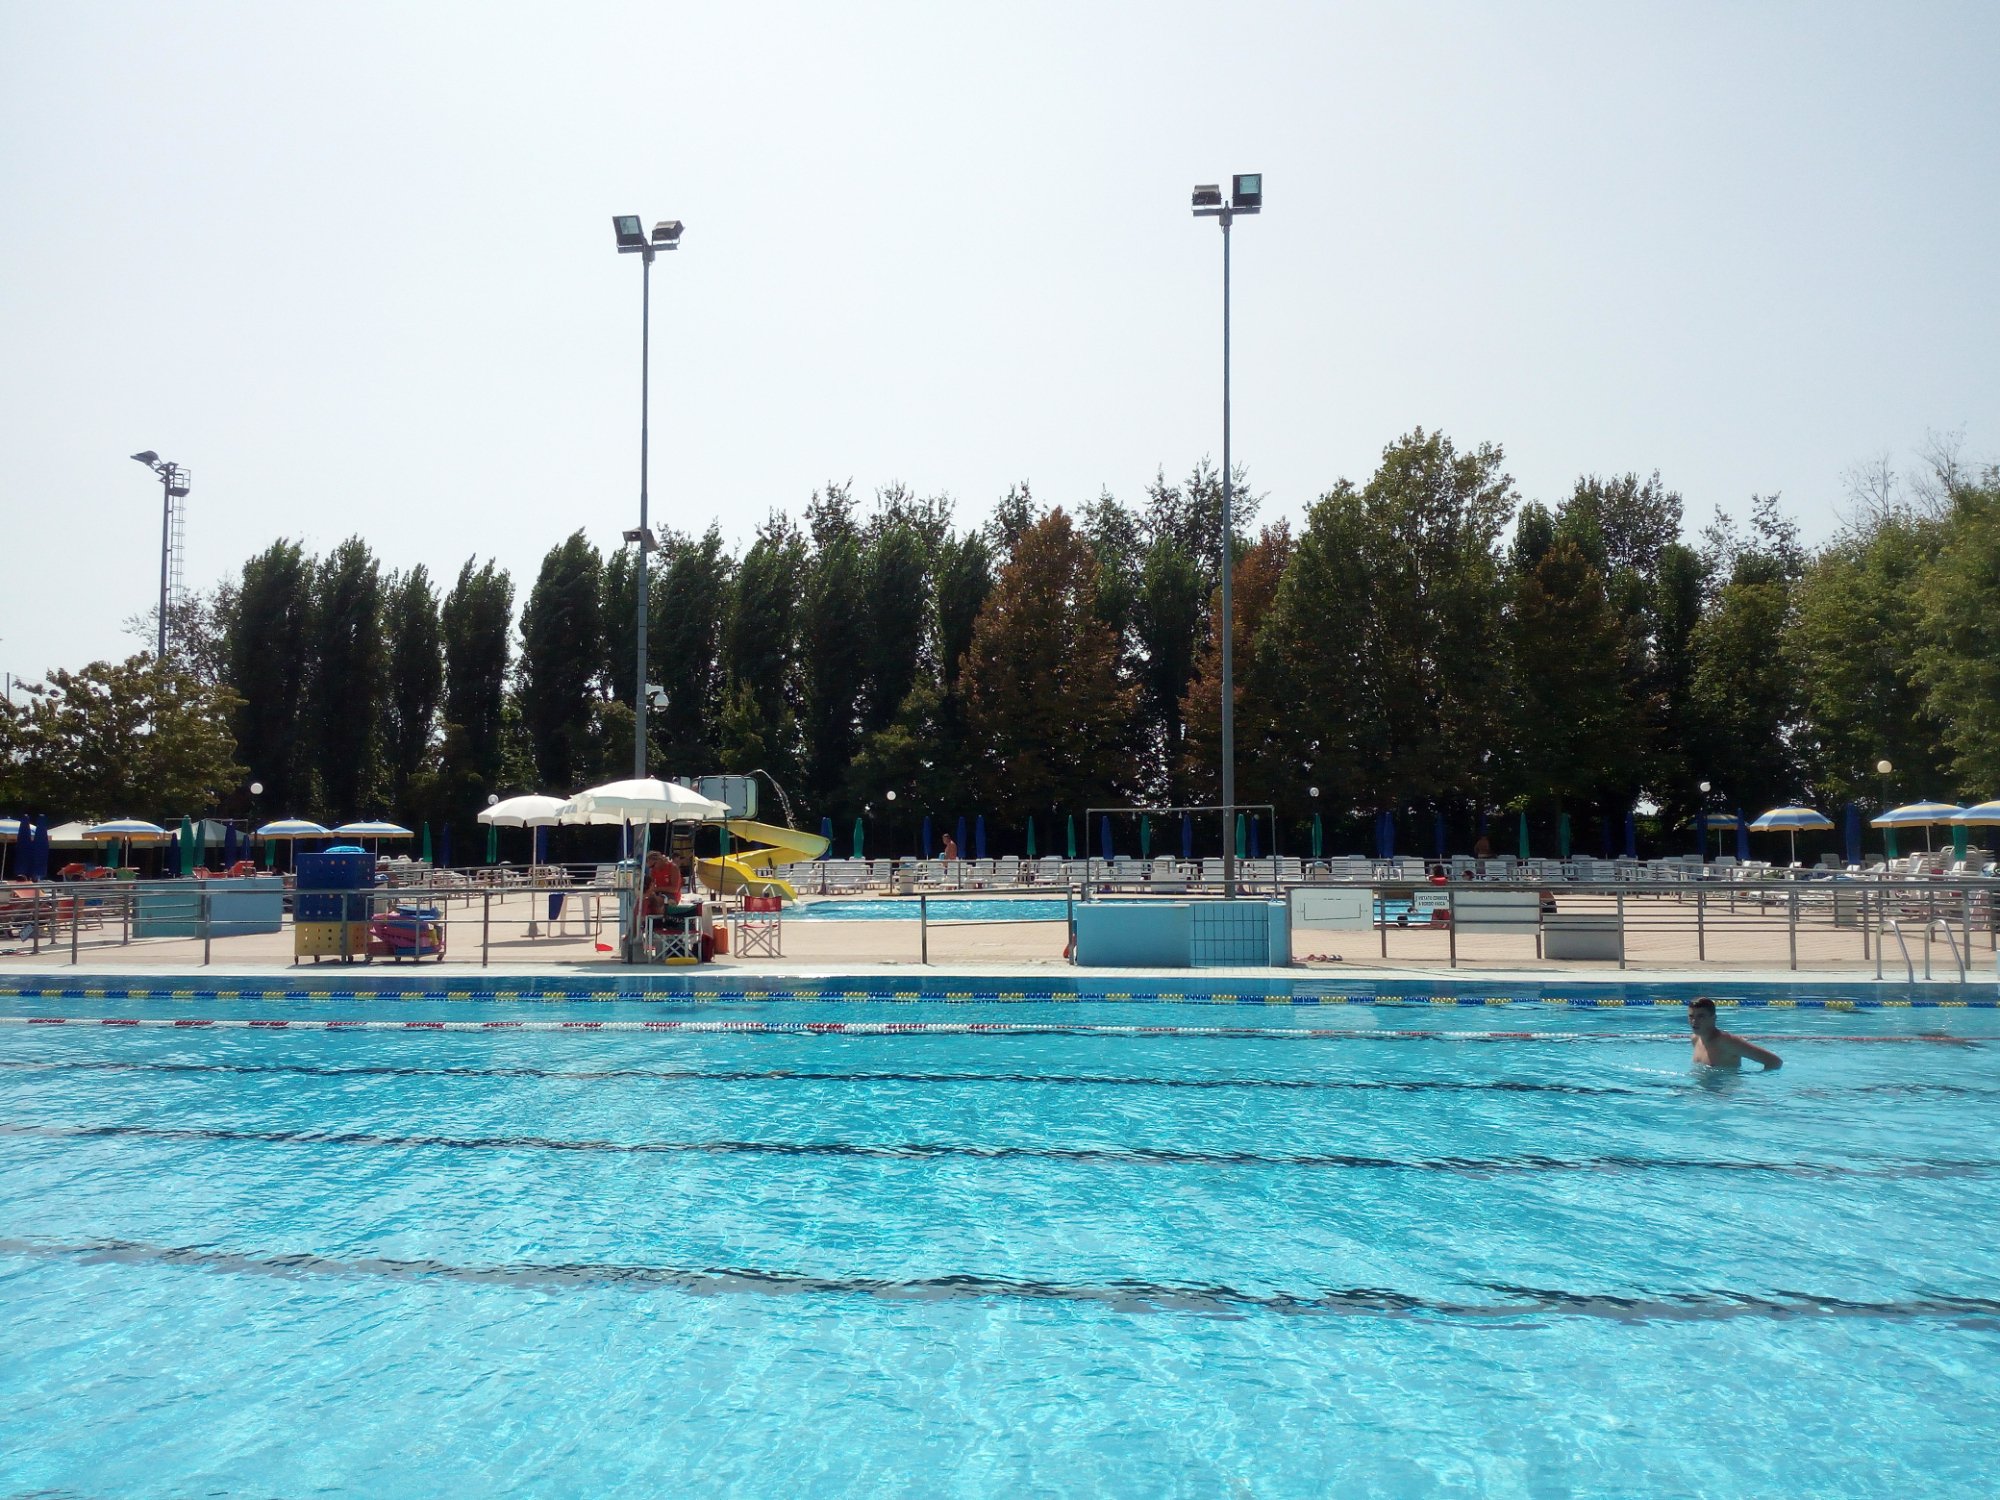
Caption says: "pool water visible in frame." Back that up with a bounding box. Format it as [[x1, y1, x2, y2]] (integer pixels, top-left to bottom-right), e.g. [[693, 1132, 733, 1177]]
[[4, 997, 1999, 1496], [792, 895, 1071, 921]]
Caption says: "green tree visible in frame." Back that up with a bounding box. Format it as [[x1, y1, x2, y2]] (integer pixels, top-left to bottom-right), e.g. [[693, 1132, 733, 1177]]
[[226, 540, 314, 816], [0, 657, 244, 820], [517, 531, 604, 792], [1131, 536, 1205, 799], [440, 558, 514, 814], [1792, 514, 1950, 804], [1502, 539, 1638, 816], [859, 507, 931, 736], [309, 538, 386, 819], [1180, 525, 1293, 805], [651, 525, 733, 772], [1915, 467, 2000, 793], [381, 565, 443, 815], [798, 484, 868, 810], [960, 509, 1138, 822]]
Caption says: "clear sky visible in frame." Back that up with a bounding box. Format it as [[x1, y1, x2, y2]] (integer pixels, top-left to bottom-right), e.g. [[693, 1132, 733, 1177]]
[[3, 1, 1994, 687]]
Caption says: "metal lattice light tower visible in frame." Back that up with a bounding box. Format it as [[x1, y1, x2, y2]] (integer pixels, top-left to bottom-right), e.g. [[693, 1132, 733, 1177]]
[[1191, 173, 1260, 899], [129, 451, 190, 662], [612, 214, 684, 778]]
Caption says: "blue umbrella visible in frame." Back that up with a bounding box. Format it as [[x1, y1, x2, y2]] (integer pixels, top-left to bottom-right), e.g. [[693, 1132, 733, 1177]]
[[820, 815, 833, 859], [1248, 815, 1260, 859], [1843, 803, 1861, 866], [439, 823, 453, 868], [975, 814, 987, 860], [1735, 813, 1751, 862], [1433, 810, 1446, 860], [1599, 816, 1613, 860], [921, 814, 933, 859], [1100, 814, 1113, 861], [1624, 811, 1637, 859], [220, 823, 237, 866], [534, 824, 549, 865], [1181, 814, 1193, 860]]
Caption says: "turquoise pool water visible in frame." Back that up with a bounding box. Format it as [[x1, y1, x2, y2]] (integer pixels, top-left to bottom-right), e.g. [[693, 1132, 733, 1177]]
[[793, 896, 1070, 920], [4, 995, 1998, 1496]]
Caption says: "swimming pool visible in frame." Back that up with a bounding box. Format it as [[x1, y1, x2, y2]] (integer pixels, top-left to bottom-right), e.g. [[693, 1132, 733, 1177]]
[[792, 895, 1071, 921], [5, 993, 1998, 1496]]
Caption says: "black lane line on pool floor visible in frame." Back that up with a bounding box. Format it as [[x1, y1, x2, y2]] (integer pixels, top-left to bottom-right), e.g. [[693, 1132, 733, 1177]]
[[8, 1058, 1998, 1102], [3, 1236, 1997, 1327], [5, 1121, 1996, 1179], [0, 1058, 1647, 1095]]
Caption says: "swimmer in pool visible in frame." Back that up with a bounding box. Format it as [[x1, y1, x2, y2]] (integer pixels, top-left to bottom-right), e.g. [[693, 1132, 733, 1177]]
[[1688, 997, 1781, 1070]]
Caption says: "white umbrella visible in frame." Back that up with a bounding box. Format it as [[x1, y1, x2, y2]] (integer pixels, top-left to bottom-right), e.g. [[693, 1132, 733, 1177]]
[[557, 778, 730, 826], [478, 794, 568, 827]]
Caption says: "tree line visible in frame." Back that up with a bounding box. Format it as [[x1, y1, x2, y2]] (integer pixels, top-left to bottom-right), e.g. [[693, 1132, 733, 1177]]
[[4, 430, 1996, 857]]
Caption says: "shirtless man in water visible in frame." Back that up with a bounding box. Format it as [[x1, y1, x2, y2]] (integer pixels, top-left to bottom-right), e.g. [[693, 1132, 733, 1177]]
[[1688, 997, 1782, 1070]]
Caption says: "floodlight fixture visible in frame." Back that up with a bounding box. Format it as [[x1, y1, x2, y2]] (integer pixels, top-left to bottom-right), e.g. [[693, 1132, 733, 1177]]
[[1231, 173, 1262, 211], [612, 215, 647, 252], [651, 219, 683, 247], [1191, 184, 1222, 209], [131, 450, 159, 465]]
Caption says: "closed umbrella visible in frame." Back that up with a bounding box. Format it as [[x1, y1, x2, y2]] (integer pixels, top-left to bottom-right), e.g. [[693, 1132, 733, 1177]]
[[1433, 810, 1446, 861], [486, 822, 499, 863], [956, 815, 968, 859], [1311, 811, 1323, 859], [220, 823, 237, 866], [1101, 814, 1114, 862], [1066, 815, 1076, 860], [1952, 820, 1968, 859], [1181, 814, 1193, 860], [1517, 810, 1530, 861], [1138, 815, 1150, 859], [1025, 815, 1037, 860], [921, 814, 933, 859], [1249, 814, 1261, 859], [852, 816, 865, 860], [1734, 813, 1751, 863], [420, 823, 433, 864], [819, 815, 833, 858], [1693, 811, 1708, 858], [975, 814, 987, 860], [178, 815, 196, 875], [1235, 812, 1247, 859], [1748, 806, 1834, 866]]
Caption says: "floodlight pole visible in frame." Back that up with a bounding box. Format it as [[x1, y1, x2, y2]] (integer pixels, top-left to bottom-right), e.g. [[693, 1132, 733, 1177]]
[[1219, 209, 1236, 901], [1194, 177, 1258, 899], [156, 467, 174, 661], [635, 247, 652, 780]]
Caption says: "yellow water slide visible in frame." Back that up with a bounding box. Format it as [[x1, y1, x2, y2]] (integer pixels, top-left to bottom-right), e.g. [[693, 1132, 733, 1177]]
[[695, 819, 831, 901]]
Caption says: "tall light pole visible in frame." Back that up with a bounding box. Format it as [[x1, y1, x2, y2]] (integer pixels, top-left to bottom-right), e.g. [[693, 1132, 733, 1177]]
[[1191, 174, 1260, 899], [612, 214, 683, 779], [129, 451, 190, 662]]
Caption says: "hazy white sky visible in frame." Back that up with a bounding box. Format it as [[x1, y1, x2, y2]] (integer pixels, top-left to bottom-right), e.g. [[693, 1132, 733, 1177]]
[[3, 1, 1995, 686]]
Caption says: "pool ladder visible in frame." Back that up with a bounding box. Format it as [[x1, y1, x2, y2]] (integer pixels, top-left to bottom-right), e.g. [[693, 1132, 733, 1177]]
[[1879, 918, 1966, 983]]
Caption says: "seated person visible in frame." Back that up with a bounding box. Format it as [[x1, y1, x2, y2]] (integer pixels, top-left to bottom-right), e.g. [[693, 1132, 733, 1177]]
[[642, 851, 684, 915]]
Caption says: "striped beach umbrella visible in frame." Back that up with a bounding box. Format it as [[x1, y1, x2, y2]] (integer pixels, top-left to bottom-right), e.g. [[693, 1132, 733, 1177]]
[[1749, 805, 1833, 865], [1870, 801, 1964, 852]]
